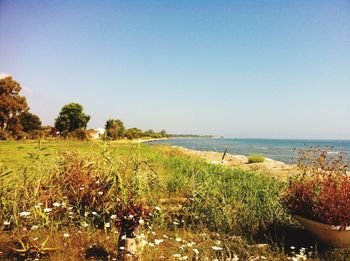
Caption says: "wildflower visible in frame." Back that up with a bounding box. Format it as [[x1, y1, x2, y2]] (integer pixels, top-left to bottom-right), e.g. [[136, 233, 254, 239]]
[[181, 256, 188, 260], [33, 237, 39, 241], [212, 246, 223, 251], [261, 257, 267, 260], [104, 222, 111, 228], [163, 234, 168, 238], [69, 212, 74, 215], [155, 206, 161, 211], [173, 221, 179, 225], [19, 211, 31, 217], [79, 187, 84, 190], [154, 239, 164, 245], [98, 191, 103, 195], [151, 231, 156, 235], [110, 214, 117, 220], [92, 212, 97, 215], [128, 214, 134, 219], [44, 208, 52, 213], [3, 221, 10, 225], [175, 237, 182, 242], [139, 218, 144, 225], [148, 242, 155, 247], [290, 246, 295, 250], [173, 254, 181, 258], [31, 225, 38, 230], [192, 248, 199, 255], [187, 242, 195, 247], [63, 233, 70, 238], [53, 202, 61, 207], [119, 246, 125, 250]]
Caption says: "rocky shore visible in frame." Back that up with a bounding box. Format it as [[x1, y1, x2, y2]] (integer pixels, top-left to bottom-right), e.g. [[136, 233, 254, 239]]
[[173, 146, 298, 179]]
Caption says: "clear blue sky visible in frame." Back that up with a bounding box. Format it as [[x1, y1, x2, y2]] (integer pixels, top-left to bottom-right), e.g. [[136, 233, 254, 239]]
[[1, 0, 349, 139]]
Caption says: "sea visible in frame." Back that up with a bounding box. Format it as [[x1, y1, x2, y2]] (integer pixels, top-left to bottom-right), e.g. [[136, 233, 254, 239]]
[[147, 138, 350, 165]]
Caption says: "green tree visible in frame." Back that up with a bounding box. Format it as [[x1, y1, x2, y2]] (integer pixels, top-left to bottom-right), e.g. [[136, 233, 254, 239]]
[[125, 128, 144, 139], [54, 103, 90, 133], [105, 119, 125, 140], [19, 111, 41, 132], [0, 76, 29, 136], [160, 129, 167, 137]]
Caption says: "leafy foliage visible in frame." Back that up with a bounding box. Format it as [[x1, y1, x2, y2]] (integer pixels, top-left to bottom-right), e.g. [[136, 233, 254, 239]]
[[54, 103, 90, 133], [281, 148, 350, 228], [0, 76, 29, 137], [19, 112, 41, 132], [105, 119, 125, 140]]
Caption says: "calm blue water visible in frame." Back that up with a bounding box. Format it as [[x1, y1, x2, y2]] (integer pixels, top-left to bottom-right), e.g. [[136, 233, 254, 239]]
[[148, 138, 350, 164]]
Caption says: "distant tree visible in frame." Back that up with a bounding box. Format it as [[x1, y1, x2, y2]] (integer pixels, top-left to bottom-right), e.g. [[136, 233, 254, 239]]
[[125, 128, 144, 139], [19, 111, 41, 132], [144, 129, 155, 137], [0, 76, 29, 137], [160, 129, 167, 137], [105, 119, 125, 140], [54, 103, 90, 133]]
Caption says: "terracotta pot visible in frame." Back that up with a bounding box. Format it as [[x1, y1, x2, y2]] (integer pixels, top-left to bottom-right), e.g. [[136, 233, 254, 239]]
[[294, 215, 350, 247]]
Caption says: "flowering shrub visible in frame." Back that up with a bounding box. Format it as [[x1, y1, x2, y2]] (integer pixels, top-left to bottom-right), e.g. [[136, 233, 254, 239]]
[[282, 148, 350, 229]]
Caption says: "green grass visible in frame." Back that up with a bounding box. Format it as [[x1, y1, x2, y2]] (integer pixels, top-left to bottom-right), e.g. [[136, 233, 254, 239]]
[[0, 140, 349, 260], [248, 154, 266, 163]]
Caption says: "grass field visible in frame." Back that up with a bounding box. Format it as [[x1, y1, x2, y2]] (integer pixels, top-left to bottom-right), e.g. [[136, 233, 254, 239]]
[[0, 140, 349, 260]]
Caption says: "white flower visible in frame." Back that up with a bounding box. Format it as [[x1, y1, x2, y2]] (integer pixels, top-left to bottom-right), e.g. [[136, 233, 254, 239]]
[[187, 242, 195, 247], [92, 212, 97, 215], [3, 221, 10, 225], [95, 180, 100, 184], [163, 234, 168, 238], [173, 254, 181, 257], [173, 221, 179, 225], [19, 211, 31, 217], [43, 208, 52, 213], [180, 256, 188, 260], [63, 233, 70, 238], [290, 246, 295, 250], [154, 239, 164, 245], [31, 225, 38, 230], [110, 214, 117, 220], [260, 256, 267, 260], [53, 202, 61, 207], [98, 191, 103, 195], [128, 214, 134, 219], [119, 246, 125, 250], [155, 206, 161, 211], [139, 218, 144, 225], [104, 223, 111, 228], [212, 246, 223, 251], [148, 242, 155, 247], [192, 249, 199, 255], [175, 237, 182, 242]]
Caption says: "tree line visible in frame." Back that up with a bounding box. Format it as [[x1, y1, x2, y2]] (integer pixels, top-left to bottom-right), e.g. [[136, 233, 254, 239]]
[[0, 76, 168, 140]]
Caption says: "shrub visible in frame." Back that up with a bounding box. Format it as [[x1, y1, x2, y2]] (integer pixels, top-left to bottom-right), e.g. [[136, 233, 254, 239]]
[[281, 148, 350, 228], [248, 154, 265, 163], [69, 129, 89, 140]]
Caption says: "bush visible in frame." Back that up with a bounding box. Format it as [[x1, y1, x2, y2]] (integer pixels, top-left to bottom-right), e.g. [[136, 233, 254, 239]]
[[248, 154, 265, 163], [69, 129, 89, 140], [281, 148, 350, 228]]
